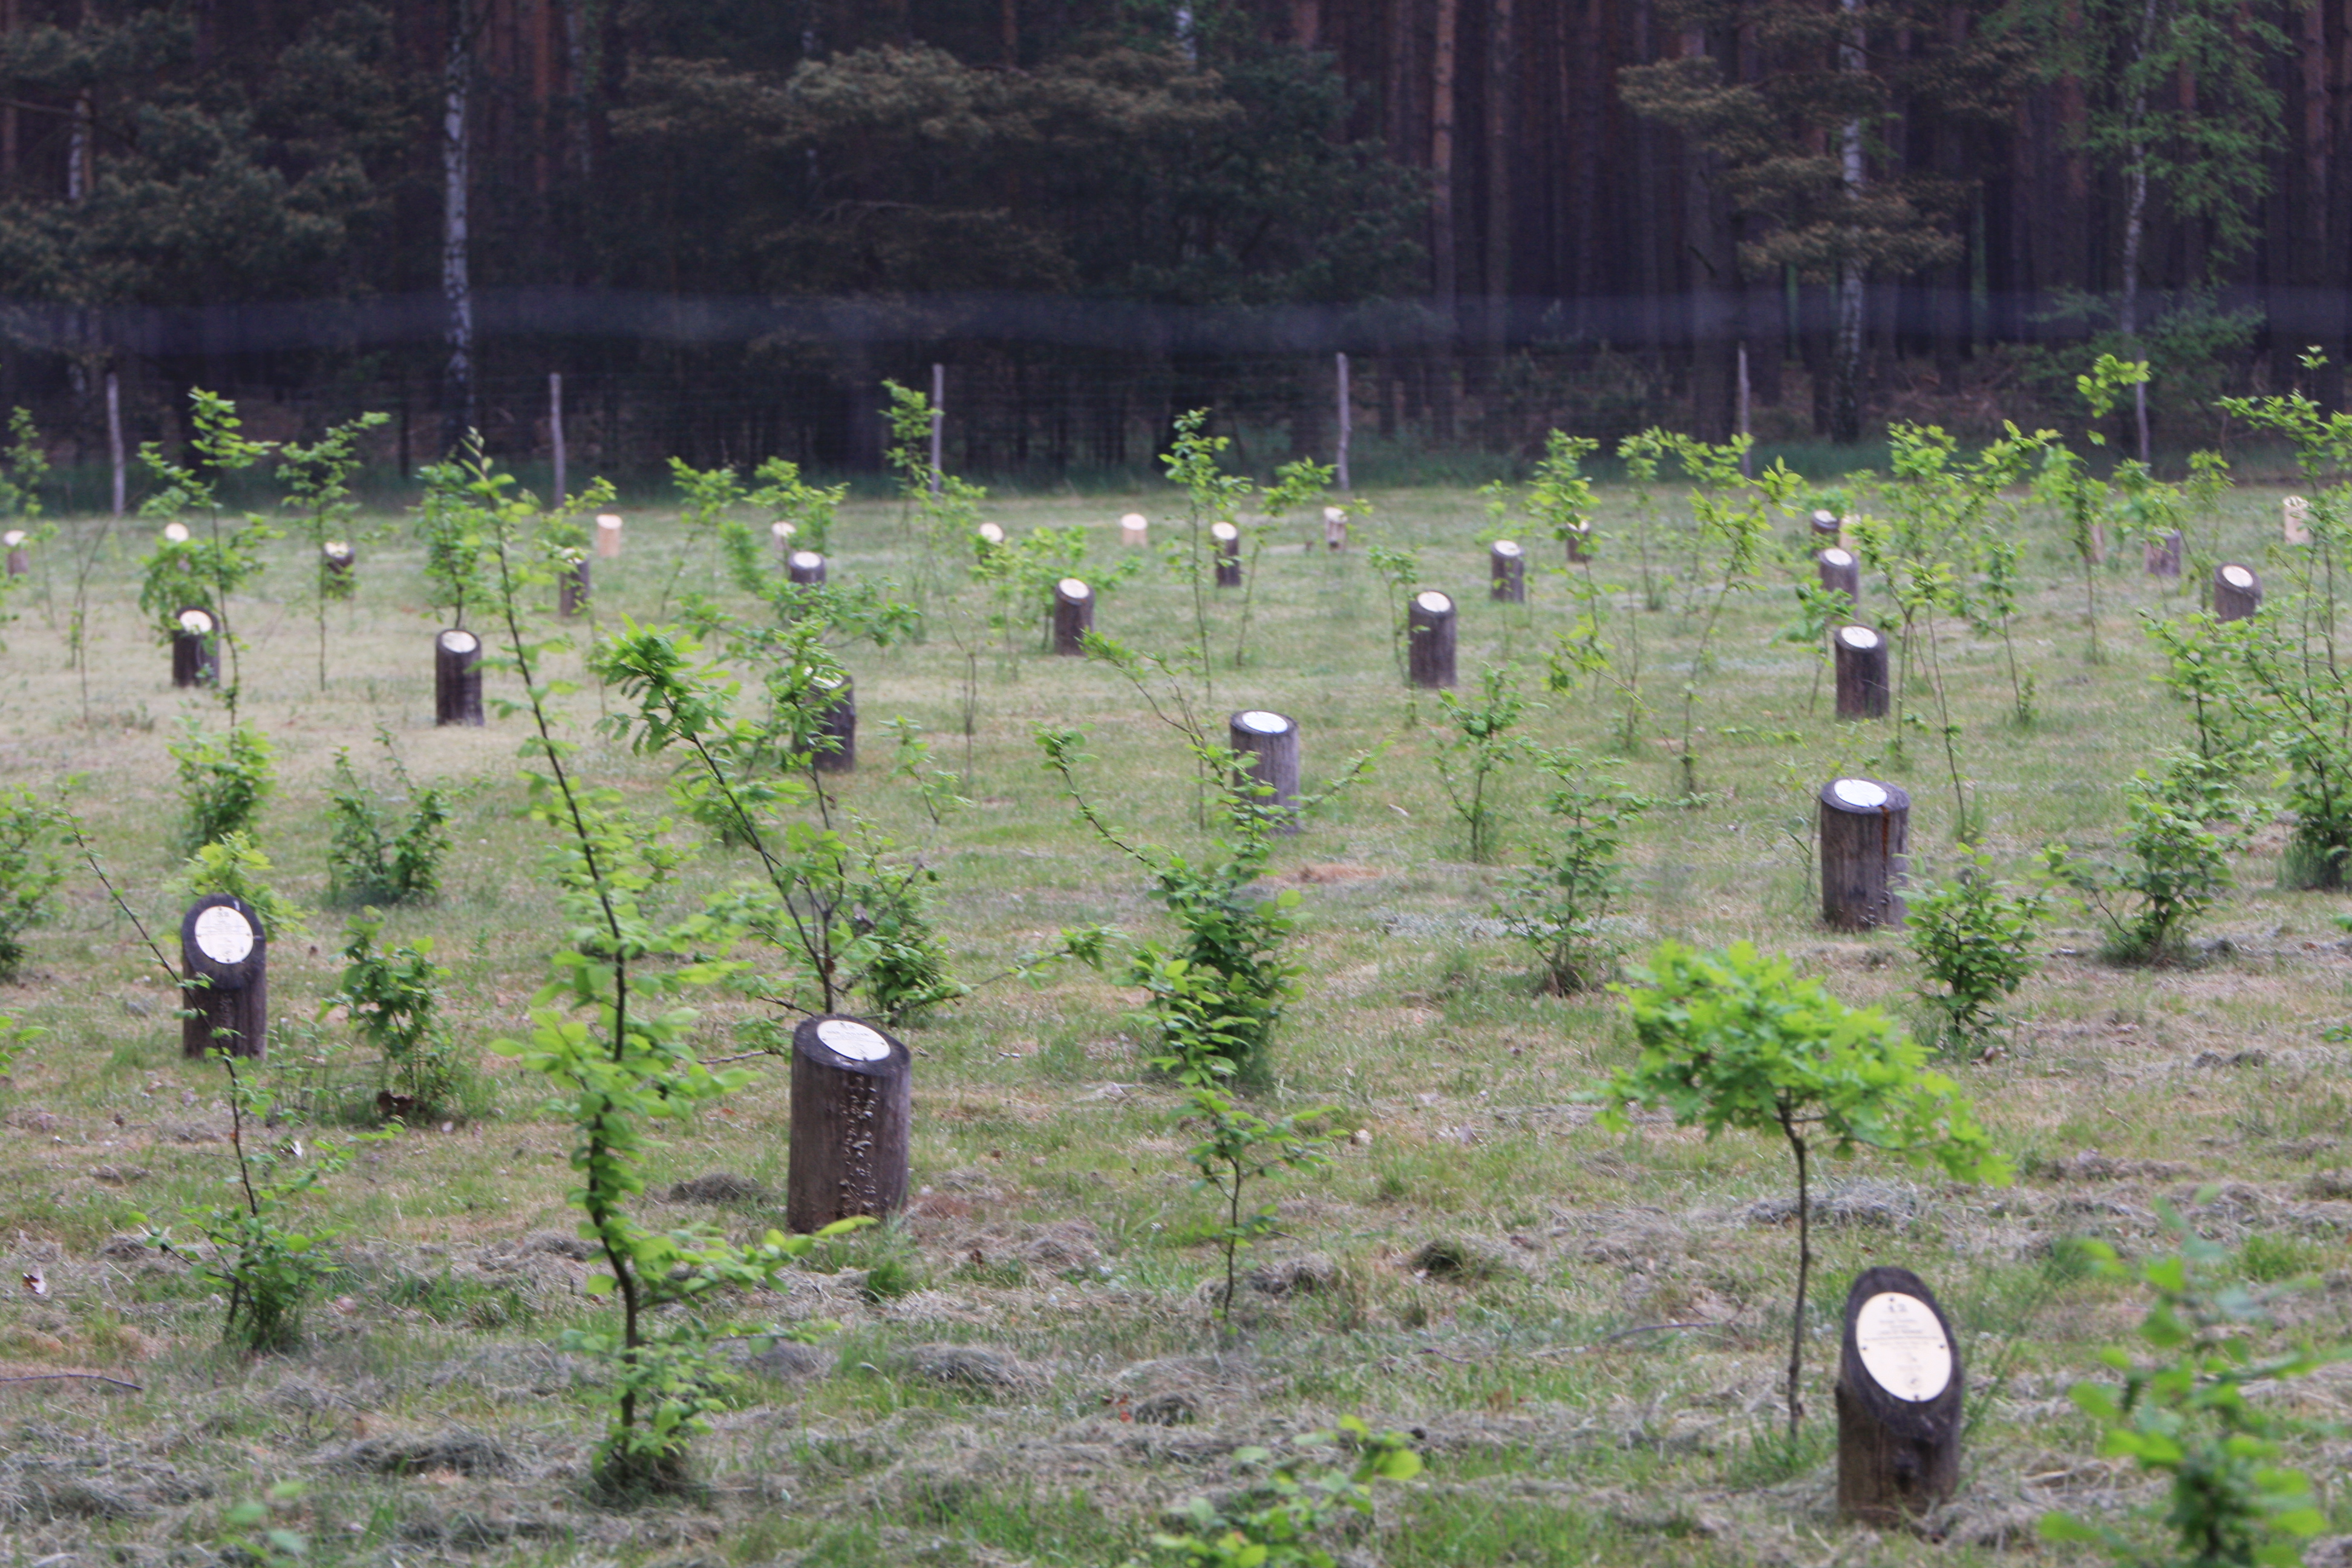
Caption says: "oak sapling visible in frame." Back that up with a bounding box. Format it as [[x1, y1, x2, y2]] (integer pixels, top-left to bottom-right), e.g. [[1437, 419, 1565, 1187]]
[[2040, 750, 2253, 964], [0, 786, 67, 982], [325, 738, 452, 906], [169, 719, 275, 851], [329, 909, 465, 1123], [136, 390, 282, 722], [1431, 664, 1532, 864], [1601, 941, 2010, 1443], [1141, 1419, 1423, 1568], [1906, 851, 2050, 1056], [277, 410, 388, 690], [1496, 749, 1649, 994]]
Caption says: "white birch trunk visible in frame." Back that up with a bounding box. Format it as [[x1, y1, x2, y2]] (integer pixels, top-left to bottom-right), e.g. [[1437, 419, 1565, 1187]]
[[442, 0, 475, 452], [1834, 0, 1867, 445]]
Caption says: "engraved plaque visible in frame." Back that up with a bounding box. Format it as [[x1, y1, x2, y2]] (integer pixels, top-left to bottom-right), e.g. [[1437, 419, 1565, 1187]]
[[1854, 1291, 1952, 1402]]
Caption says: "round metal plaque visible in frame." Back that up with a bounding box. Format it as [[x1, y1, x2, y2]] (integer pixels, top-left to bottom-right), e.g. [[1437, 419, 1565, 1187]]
[[1236, 710, 1289, 735], [192, 904, 255, 965], [1854, 1291, 1952, 1402], [1414, 590, 1452, 614], [1831, 777, 1889, 809], [815, 1019, 890, 1063]]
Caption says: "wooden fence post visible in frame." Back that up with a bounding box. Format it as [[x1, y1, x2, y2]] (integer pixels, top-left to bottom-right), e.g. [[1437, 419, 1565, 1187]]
[[180, 895, 267, 1060], [4, 529, 26, 577], [436, 629, 484, 727], [1819, 777, 1909, 930], [1489, 540, 1526, 602], [1408, 590, 1457, 689], [1836, 1266, 1963, 1526], [1229, 710, 1301, 831], [813, 675, 856, 774], [172, 607, 220, 688], [1120, 512, 1149, 547], [1817, 547, 1860, 604], [787, 1015, 912, 1233], [557, 552, 590, 618], [1212, 521, 1242, 587], [789, 549, 828, 587], [595, 514, 622, 559], [2215, 563, 2262, 621], [1053, 577, 1093, 655], [1834, 626, 1890, 719]]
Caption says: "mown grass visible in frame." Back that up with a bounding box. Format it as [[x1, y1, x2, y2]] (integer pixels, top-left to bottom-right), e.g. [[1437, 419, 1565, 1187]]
[[0, 472, 2347, 1564]]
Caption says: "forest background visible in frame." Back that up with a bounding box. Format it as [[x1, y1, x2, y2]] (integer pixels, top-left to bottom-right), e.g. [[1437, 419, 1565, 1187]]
[[0, 0, 2341, 493]]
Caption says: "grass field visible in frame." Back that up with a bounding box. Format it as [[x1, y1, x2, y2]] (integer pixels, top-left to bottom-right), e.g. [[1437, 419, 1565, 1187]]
[[2, 469, 2351, 1567]]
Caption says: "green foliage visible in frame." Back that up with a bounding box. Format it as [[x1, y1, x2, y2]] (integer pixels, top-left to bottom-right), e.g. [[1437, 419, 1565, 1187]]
[[1364, 542, 1422, 682], [1162, 408, 1253, 693], [1495, 750, 1648, 994], [884, 379, 988, 632], [140, 1059, 362, 1353], [1431, 664, 1531, 864], [277, 410, 388, 689], [171, 832, 307, 942], [1141, 1420, 1423, 1568], [0, 409, 51, 639], [328, 909, 463, 1121], [2040, 1201, 2330, 1568], [215, 1481, 313, 1568], [0, 785, 67, 981], [0, 1011, 45, 1083], [415, 445, 494, 628], [886, 717, 972, 827], [2042, 751, 2251, 964], [324, 740, 452, 906], [135, 390, 282, 719], [168, 719, 275, 850], [1601, 940, 2010, 1439], [1906, 851, 2050, 1055]]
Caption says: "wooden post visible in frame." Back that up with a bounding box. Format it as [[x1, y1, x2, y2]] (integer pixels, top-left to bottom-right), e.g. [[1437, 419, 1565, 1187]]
[[975, 521, 1005, 561], [1229, 710, 1301, 831], [106, 368, 124, 518], [1562, 521, 1590, 563], [435, 629, 484, 727], [1408, 589, 1457, 689], [1335, 350, 1352, 491], [771, 520, 796, 560], [929, 362, 945, 497], [1836, 1266, 1963, 1526], [1811, 509, 1841, 542], [2145, 530, 2182, 578], [2215, 563, 2262, 621], [1322, 506, 1348, 552], [1120, 512, 1149, 547], [180, 895, 267, 1060], [1053, 577, 1093, 655], [171, 607, 219, 688], [1489, 539, 1526, 602], [1833, 626, 1889, 719], [786, 1015, 912, 1233], [321, 541, 354, 585], [595, 513, 622, 559], [1212, 521, 1242, 587], [549, 371, 566, 505], [788, 549, 828, 587], [3, 528, 25, 577], [2285, 495, 2312, 545], [1817, 546, 1860, 604], [1819, 777, 1909, 930], [557, 552, 590, 618], [812, 675, 856, 774]]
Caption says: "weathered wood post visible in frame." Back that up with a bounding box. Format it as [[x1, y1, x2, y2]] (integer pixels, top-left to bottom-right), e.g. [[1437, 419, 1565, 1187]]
[[1229, 710, 1301, 831], [321, 540, 355, 586], [812, 674, 856, 774], [771, 520, 796, 560], [1562, 521, 1591, 563], [1817, 546, 1860, 604], [2145, 531, 2182, 577], [3, 529, 26, 578], [1489, 539, 1526, 602], [2215, 563, 2262, 622], [1212, 521, 1243, 587], [786, 1015, 912, 1233], [180, 895, 267, 1060], [2285, 495, 2312, 545], [1811, 509, 1841, 543], [1120, 512, 1149, 547], [1407, 589, 1457, 690], [1053, 577, 1093, 655], [788, 549, 828, 587], [1820, 777, 1909, 930], [435, 629, 484, 727], [595, 512, 622, 559], [1836, 1266, 1963, 1526], [1833, 625, 1890, 719], [172, 607, 220, 688], [1322, 505, 1348, 551], [557, 551, 590, 618]]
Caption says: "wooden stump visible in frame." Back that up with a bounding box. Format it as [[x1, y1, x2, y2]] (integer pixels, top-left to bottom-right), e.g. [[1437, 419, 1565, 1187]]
[[2145, 531, 2182, 577], [976, 521, 1005, 552], [4, 528, 27, 578], [2285, 495, 2312, 545], [1562, 522, 1590, 563], [1490, 540, 1526, 603], [1836, 1266, 1963, 1527], [595, 513, 622, 558], [1833, 626, 1889, 720], [2215, 563, 2262, 622], [1120, 512, 1149, 547], [1212, 521, 1243, 587], [788, 549, 828, 587], [558, 555, 590, 618], [1817, 547, 1860, 604], [1053, 577, 1093, 655], [1229, 710, 1301, 831], [1408, 590, 1457, 690], [1322, 506, 1348, 551], [1811, 509, 1841, 542], [435, 629, 484, 727], [172, 607, 220, 688], [321, 541, 355, 584], [813, 675, 856, 774], [771, 520, 796, 560], [786, 1015, 912, 1233], [180, 895, 267, 1060], [1820, 777, 1909, 930]]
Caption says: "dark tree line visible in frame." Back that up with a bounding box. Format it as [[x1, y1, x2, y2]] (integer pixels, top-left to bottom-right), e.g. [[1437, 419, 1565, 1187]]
[[0, 0, 2329, 480]]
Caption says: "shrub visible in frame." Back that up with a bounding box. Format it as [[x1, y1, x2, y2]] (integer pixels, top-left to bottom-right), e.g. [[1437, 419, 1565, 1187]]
[[1140, 1419, 1422, 1568], [2042, 751, 2251, 964], [169, 719, 273, 850], [1600, 941, 2010, 1442], [171, 832, 305, 941], [1907, 851, 2050, 1054], [1495, 749, 1648, 993], [0, 786, 67, 981], [324, 742, 452, 906], [1431, 664, 1530, 864], [328, 909, 463, 1122]]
